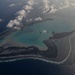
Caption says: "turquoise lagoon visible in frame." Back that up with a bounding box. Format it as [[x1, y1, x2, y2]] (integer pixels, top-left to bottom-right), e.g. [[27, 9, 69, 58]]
[[10, 18, 75, 49], [0, 39, 3, 43], [0, 18, 75, 49], [0, 38, 5, 43]]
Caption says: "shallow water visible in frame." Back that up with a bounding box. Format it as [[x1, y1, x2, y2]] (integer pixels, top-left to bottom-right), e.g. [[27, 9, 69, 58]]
[[11, 18, 75, 48]]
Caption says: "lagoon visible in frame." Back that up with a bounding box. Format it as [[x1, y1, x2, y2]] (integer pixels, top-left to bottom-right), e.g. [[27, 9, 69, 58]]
[[10, 18, 75, 49]]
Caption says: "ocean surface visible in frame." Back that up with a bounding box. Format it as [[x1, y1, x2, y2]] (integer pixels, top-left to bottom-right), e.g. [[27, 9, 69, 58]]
[[0, 59, 73, 75]]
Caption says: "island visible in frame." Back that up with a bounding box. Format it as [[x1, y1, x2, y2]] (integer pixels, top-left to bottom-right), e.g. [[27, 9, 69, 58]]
[[49, 30, 75, 39], [0, 19, 75, 65], [0, 40, 58, 61]]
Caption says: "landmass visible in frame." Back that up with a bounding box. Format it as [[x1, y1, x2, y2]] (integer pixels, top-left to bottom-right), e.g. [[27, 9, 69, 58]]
[[0, 40, 58, 61], [0, 19, 75, 65], [49, 30, 75, 39]]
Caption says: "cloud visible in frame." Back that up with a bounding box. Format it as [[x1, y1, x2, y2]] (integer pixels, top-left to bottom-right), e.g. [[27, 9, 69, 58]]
[[42, 0, 57, 14], [0, 19, 2, 22], [0, 19, 4, 23], [42, 0, 50, 10], [34, 17, 42, 21], [71, 3, 75, 6], [29, 19, 33, 22], [26, 17, 42, 23], [43, 5, 57, 14], [7, 0, 35, 30], [59, 1, 69, 9], [59, 0, 75, 10], [7, 0, 59, 30], [7, 9, 26, 28], [49, 5, 57, 13], [23, 5, 33, 11], [26, 19, 33, 22], [16, 10, 27, 20], [27, 0, 35, 5], [9, 4, 16, 7], [42, 0, 50, 13]]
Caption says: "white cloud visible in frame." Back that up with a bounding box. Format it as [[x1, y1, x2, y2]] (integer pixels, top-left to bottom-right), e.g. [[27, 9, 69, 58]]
[[7, 0, 35, 30], [7, 0, 61, 30], [14, 26, 21, 30], [23, 5, 33, 11], [59, 0, 75, 10], [0, 19, 2, 22], [41, 0, 57, 14], [42, 0, 50, 13], [34, 17, 42, 21], [59, 1, 69, 9], [49, 5, 57, 13], [29, 19, 33, 22], [9, 4, 16, 7], [26, 17, 42, 23], [7, 9, 26, 28], [43, 0, 50, 10], [71, 3, 75, 6], [0, 19, 4, 23], [27, 0, 34, 5], [26, 19, 33, 22], [7, 20, 14, 28], [7, 0, 58, 30], [43, 5, 57, 14]]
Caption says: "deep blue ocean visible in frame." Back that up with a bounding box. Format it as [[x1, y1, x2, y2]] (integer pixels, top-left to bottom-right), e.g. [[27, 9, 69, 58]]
[[0, 59, 73, 75]]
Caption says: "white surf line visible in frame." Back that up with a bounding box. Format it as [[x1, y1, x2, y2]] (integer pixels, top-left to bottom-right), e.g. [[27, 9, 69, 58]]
[[0, 33, 75, 64]]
